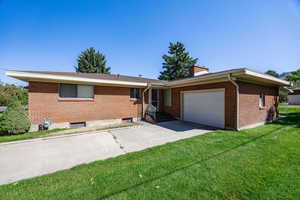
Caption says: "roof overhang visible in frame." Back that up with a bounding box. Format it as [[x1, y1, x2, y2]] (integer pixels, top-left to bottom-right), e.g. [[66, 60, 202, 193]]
[[6, 68, 291, 88], [167, 68, 291, 88], [5, 70, 148, 87]]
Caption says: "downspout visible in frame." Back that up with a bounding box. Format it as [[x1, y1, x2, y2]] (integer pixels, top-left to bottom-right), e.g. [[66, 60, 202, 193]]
[[228, 74, 240, 130], [142, 83, 151, 119]]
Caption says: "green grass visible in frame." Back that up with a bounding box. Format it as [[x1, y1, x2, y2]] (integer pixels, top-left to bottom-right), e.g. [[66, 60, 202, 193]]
[[0, 107, 300, 199], [279, 103, 300, 115], [0, 129, 66, 143]]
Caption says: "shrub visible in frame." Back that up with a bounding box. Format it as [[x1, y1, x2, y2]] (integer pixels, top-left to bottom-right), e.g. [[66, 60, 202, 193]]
[[0, 99, 30, 135]]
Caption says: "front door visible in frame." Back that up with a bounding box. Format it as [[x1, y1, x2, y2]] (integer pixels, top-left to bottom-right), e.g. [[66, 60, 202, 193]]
[[150, 89, 160, 111]]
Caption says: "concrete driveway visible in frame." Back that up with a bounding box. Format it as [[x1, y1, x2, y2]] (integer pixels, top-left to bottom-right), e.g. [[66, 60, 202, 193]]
[[0, 121, 213, 185]]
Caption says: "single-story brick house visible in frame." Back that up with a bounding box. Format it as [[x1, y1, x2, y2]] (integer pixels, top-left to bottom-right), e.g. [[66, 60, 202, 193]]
[[6, 66, 290, 131], [288, 88, 300, 105]]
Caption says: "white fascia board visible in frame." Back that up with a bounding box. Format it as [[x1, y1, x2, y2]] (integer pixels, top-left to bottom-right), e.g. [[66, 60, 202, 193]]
[[5, 70, 148, 87], [166, 70, 239, 87], [244, 69, 290, 86]]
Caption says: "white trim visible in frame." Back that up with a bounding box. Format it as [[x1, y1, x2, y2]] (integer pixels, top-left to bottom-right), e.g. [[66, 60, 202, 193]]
[[5, 70, 148, 87], [180, 88, 225, 94], [244, 69, 290, 86], [166, 68, 290, 87]]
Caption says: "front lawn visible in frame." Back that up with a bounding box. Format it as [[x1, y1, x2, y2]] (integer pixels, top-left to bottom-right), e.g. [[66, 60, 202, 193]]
[[0, 106, 300, 199]]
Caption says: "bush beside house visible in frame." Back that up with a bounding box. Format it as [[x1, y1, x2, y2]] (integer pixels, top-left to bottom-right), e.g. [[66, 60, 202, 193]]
[[0, 99, 30, 135]]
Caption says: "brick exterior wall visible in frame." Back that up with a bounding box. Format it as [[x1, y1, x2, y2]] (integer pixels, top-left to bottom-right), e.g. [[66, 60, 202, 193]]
[[28, 82, 143, 125], [160, 82, 237, 129], [160, 81, 279, 130], [238, 82, 279, 128], [29, 80, 280, 130], [189, 66, 208, 75]]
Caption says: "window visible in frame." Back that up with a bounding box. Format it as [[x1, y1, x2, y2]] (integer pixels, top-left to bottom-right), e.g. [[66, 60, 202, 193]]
[[164, 88, 172, 107], [130, 88, 141, 99], [259, 92, 265, 108], [59, 84, 94, 98]]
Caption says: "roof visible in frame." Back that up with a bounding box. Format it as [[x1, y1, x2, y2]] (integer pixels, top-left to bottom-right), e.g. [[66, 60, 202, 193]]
[[6, 68, 291, 87], [12, 71, 164, 84], [6, 70, 166, 87], [166, 68, 290, 87]]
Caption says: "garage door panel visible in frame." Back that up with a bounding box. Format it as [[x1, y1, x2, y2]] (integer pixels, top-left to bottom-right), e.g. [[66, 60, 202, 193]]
[[183, 90, 225, 128]]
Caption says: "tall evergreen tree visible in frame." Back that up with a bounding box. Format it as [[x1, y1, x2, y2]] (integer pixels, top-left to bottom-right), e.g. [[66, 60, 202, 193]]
[[158, 42, 198, 80], [265, 70, 279, 78], [75, 47, 111, 74]]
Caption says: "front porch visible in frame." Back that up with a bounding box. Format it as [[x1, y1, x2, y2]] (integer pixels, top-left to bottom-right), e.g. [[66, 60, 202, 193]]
[[143, 87, 175, 123]]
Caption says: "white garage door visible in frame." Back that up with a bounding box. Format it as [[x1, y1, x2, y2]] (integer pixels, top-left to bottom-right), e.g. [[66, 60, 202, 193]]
[[182, 89, 225, 128]]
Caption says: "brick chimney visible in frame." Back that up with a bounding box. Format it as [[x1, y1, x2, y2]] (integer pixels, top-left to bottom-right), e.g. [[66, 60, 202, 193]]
[[189, 65, 209, 76]]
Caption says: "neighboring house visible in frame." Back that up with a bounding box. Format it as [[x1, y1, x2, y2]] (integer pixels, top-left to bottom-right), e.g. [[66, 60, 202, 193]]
[[6, 66, 290, 131], [288, 88, 300, 105]]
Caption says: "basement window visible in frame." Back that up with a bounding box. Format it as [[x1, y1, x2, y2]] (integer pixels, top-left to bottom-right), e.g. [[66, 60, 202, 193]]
[[70, 122, 86, 129], [259, 92, 265, 108], [59, 84, 94, 98], [122, 117, 133, 123]]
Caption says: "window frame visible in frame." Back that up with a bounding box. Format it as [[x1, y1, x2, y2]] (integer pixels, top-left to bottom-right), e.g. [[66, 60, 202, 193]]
[[59, 83, 94, 99], [164, 88, 172, 107], [259, 92, 265, 108], [130, 88, 141, 99]]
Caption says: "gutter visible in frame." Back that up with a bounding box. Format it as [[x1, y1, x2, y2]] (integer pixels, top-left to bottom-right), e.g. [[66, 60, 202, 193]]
[[228, 74, 240, 130]]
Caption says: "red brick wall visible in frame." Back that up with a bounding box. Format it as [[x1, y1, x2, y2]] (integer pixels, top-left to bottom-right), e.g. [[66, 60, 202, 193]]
[[28, 82, 143, 125], [160, 82, 237, 129], [238, 82, 279, 128]]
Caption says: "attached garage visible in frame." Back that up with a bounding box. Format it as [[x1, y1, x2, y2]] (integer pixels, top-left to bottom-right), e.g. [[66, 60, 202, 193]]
[[181, 89, 225, 128]]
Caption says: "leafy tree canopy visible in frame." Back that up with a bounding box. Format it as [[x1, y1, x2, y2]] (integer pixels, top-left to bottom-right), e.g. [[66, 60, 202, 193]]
[[286, 68, 300, 83], [75, 47, 111, 74], [158, 42, 198, 80], [265, 70, 279, 78], [0, 83, 28, 106]]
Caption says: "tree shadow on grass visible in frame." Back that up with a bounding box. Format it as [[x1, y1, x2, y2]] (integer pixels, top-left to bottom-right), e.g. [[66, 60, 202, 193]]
[[273, 112, 300, 128]]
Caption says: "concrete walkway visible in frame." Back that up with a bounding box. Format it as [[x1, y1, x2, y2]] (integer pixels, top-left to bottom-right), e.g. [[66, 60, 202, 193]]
[[0, 121, 213, 185]]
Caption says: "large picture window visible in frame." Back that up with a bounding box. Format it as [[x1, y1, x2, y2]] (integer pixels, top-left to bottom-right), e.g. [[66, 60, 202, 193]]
[[59, 84, 94, 98], [130, 88, 141, 99], [164, 88, 172, 107]]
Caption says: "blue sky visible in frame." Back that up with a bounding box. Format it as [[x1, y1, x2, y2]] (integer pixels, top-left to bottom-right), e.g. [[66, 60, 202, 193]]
[[0, 0, 300, 85]]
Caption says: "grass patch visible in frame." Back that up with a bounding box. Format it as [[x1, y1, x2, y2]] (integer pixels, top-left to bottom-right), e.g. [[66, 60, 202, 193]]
[[0, 106, 300, 199], [0, 129, 66, 143], [279, 103, 300, 115]]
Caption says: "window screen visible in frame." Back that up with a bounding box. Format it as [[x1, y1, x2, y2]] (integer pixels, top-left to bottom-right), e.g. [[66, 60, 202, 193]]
[[59, 84, 94, 98], [59, 84, 77, 98], [77, 85, 94, 98], [164, 88, 172, 107], [130, 88, 141, 99]]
